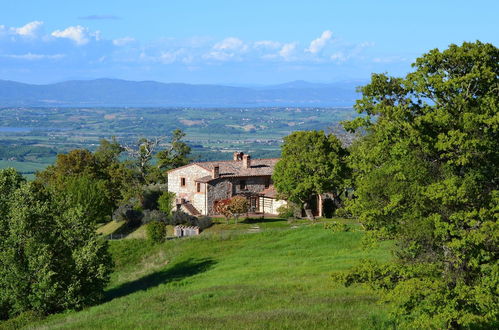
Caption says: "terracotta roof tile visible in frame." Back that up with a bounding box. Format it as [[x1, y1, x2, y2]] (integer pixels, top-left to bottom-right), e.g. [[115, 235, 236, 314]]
[[174, 157, 280, 180]]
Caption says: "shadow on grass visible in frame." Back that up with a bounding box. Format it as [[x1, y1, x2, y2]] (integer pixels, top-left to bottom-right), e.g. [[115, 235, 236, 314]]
[[113, 222, 141, 237], [104, 258, 216, 302], [242, 217, 286, 224]]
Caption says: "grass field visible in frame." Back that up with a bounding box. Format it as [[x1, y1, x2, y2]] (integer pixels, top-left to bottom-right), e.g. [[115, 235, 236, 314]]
[[11, 218, 393, 329]]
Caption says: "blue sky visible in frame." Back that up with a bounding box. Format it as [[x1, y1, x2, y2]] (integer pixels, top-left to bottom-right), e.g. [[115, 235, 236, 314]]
[[1, 0, 497, 85]]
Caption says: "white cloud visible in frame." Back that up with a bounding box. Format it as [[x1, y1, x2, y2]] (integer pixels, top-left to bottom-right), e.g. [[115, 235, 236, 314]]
[[203, 51, 233, 61], [159, 51, 178, 64], [113, 36, 135, 46], [12, 21, 44, 37], [306, 30, 332, 54], [279, 43, 297, 60], [213, 37, 247, 51], [254, 40, 281, 49], [330, 41, 374, 62], [2, 53, 65, 60], [204, 37, 249, 61], [51, 25, 90, 45]]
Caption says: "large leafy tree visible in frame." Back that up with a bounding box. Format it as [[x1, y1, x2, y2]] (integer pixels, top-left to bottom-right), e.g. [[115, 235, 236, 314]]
[[340, 41, 498, 328], [0, 171, 112, 319], [273, 130, 349, 212], [37, 145, 135, 213]]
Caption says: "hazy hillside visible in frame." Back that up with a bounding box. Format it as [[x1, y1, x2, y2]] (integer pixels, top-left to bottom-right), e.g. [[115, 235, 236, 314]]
[[0, 79, 362, 107]]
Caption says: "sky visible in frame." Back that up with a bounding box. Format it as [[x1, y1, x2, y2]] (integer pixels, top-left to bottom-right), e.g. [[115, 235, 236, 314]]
[[0, 0, 497, 85]]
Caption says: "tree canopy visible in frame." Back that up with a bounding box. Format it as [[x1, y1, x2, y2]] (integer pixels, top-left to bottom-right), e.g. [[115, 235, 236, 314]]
[[340, 41, 498, 328], [272, 130, 349, 207], [0, 169, 112, 320]]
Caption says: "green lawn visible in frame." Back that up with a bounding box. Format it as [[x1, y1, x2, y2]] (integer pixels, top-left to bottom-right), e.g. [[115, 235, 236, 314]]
[[23, 219, 393, 329]]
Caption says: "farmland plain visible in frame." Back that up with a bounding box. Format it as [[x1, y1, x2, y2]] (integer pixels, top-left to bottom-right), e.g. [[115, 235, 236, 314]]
[[0, 107, 357, 176]]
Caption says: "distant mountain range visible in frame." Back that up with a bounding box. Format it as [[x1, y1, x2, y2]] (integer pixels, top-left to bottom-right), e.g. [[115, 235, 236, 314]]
[[0, 78, 364, 107]]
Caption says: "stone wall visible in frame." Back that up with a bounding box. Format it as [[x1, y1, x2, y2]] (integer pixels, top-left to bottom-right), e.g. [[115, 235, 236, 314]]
[[207, 176, 273, 215], [207, 178, 232, 214], [168, 165, 211, 215], [231, 176, 270, 195]]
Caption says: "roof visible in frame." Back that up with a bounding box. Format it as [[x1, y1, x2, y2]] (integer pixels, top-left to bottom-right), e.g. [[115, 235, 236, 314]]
[[261, 186, 278, 198], [170, 157, 280, 181]]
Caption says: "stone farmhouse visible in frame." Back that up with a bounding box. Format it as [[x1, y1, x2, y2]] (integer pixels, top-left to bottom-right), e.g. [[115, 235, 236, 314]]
[[167, 152, 287, 216]]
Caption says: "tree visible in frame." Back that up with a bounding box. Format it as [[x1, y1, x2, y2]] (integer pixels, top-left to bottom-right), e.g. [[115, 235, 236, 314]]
[[56, 175, 113, 223], [94, 136, 124, 166], [123, 137, 162, 183], [156, 129, 191, 171], [272, 130, 349, 218], [37, 149, 100, 186], [36, 145, 136, 210], [214, 198, 232, 224], [0, 168, 25, 230], [339, 41, 498, 328], [158, 191, 176, 217], [228, 196, 249, 223], [0, 178, 112, 319]]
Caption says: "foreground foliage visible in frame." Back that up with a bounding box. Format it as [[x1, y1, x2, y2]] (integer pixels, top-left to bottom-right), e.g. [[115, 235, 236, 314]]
[[0, 169, 113, 320], [341, 41, 498, 328]]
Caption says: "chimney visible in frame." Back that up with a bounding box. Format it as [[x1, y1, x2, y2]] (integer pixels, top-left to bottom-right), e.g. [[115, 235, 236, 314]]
[[212, 165, 220, 179], [233, 152, 244, 161], [242, 154, 251, 168]]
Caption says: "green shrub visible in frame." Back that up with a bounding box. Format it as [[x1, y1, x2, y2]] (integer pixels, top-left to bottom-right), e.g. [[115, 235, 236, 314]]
[[0, 310, 43, 329], [334, 207, 351, 218], [276, 204, 294, 218], [146, 221, 166, 243], [324, 221, 349, 232], [158, 191, 176, 216], [196, 216, 213, 230], [170, 211, 197, 226], [141, 209, 167, 224]]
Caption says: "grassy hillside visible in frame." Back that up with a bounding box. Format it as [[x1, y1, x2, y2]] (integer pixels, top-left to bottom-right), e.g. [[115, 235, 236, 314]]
[[25, 219, 393, 329]]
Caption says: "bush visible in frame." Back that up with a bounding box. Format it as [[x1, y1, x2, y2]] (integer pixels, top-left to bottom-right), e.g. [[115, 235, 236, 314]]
[[112, 204, 143, 226], [146, 221, 166, 243], [168, 212, 212, 231], [334, 206, 352, 218], [324, 221, 349, 232], [141, 209, 167, 224], [196, 216, 213, 230], [276, 204, 294, 218], [158, 191, 176, 216], [170, 211, 198, 226]]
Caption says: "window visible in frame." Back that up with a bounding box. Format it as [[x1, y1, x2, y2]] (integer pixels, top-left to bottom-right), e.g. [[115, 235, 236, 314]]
[[197, 182, 201, 192], [265, 177, 270, 188], [180, 177, 186, 187], [240, 180, 247, 190]]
